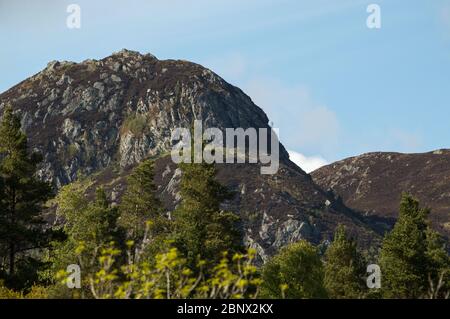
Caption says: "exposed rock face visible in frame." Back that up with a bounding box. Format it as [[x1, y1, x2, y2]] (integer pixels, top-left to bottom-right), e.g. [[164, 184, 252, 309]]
[[0, 49, 380, 260], [312, 150, 450, 238], [1, 49, 286, 187]]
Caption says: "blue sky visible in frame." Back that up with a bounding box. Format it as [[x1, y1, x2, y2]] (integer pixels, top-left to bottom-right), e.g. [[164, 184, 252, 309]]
[[1, 0, 450, 171]]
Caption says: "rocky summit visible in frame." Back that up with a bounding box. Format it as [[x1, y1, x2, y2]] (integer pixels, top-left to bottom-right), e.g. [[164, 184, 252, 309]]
[[0, 49, 380, 260], [312, 150, 450, 238]]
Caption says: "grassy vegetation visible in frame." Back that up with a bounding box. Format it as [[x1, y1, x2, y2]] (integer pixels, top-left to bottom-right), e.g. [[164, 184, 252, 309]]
[[121, 113, 149, 136]]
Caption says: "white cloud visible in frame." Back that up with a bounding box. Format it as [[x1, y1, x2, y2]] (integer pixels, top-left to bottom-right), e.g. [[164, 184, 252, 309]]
[[288, 150, 328, 173]]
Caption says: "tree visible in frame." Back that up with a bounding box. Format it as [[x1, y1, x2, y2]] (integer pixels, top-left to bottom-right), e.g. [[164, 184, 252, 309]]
[[118, 159, 164, 242], [0, 105, 54, 288], [47, 182, 122, 297], [424, 227, 450, 298], [261, 240, 328, 299], [172, 160, 242, 270], [324, 225, 366, 298], [379, 194, 432, 298]]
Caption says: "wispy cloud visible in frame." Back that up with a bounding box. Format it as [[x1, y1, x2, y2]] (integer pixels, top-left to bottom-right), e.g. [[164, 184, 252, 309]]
[[203, 53, 249, 80], [440, 5, 450, 35], [245, 77, 340, 154], [441, 5, 450, 23], [385, 128, 423, 153], [202, 52, 339, 160]]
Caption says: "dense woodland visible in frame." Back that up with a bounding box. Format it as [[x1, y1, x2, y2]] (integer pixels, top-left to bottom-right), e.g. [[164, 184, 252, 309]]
[[0, 106, 449, 299]]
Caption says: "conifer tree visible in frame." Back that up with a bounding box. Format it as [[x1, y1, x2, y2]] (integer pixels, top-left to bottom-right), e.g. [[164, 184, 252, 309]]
[[0, 105, 53, 285], [118, 159, 163, 242], [379, 194, 431, 298], [172, 160, 242, 270], [324, 225, 366, 298]]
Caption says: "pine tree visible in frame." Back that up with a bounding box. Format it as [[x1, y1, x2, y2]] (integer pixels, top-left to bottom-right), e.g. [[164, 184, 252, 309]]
[[379, 194, 430, 298], [261, 240, 328, 299], [0, 105, 53, 286], [172, 160, 242, 270], [118, 159, 164, 242], [324, 225, 366, 298]]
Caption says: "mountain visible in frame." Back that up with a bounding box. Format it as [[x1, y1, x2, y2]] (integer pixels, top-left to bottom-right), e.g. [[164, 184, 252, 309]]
[[312, 150, 450, 238], [0, 49, 380, 260]]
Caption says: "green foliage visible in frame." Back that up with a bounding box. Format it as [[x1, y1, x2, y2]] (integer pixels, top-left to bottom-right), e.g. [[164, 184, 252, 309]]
[[118, 159, 165, 242], [198, 250, 262, 299], [424, 227, 450, 298], [324, 225, 366, 299], [0, 280, 21, 298], [172, 160, 242, 269], [47, 182, 123, 297], [0, 280, 48, 299], [59, 237, 261, 299], [52, 158, 256, 299], [0, 105, 56, 289], [56, 184, 121, 253], [379, 193, 450, 298], [2, 109, 448, 300], [261, 240, 328, 299], [67, 144, 78, 159]]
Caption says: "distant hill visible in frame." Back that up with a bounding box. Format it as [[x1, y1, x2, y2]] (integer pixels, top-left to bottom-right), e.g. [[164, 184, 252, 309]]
[[312, 150, 450, 238]]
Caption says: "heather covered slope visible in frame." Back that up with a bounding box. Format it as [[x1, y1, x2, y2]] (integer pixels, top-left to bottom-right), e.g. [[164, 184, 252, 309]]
[[312, 150, 450, 238]]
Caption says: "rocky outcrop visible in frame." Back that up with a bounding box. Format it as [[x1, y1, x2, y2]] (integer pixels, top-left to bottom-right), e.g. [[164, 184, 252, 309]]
[[312, 150, 450, 238]]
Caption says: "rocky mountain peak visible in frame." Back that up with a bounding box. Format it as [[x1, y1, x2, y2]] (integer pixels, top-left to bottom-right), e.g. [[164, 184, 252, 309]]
[[0, 50, 380, 260], [0, 50, 288, 187]]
